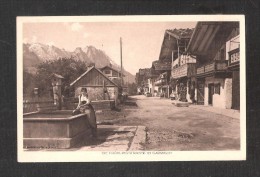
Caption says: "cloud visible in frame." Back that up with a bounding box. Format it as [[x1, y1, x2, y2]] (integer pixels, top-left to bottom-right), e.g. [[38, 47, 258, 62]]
[[71, 22, 83, 31], [63, 22, 84, 32], [83, 32, 89, 38]]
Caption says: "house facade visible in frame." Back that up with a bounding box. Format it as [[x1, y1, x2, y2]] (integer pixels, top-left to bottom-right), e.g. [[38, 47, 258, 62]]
[[146, 66, 160, 96], [171, 55, 196, 102], [135, 68, 151, 94], [134, 28, 195, 98], [186, 22, 240, 109], [165, 29, 195, 102], [70, 66, 119, 103], [152, 60, 172, 97], [99, 65, 125, 86], [227, 35, 240, 110]]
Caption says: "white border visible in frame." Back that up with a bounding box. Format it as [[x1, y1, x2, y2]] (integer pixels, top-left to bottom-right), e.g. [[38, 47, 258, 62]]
[[17, 15, 246, 162]]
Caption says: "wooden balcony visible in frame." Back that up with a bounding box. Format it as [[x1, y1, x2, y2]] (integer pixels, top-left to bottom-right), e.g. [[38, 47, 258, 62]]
[[171, 63, 196, 79], [154, 79, 166, 86], [196, 60, 229, 77]]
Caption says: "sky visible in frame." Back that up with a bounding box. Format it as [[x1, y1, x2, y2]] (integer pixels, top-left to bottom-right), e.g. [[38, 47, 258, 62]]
[[23, 22, 196, 75]]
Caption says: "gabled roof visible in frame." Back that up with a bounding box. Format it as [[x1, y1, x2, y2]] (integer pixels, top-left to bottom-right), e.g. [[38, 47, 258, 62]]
[[70, 66, 119, 87], [99, 65, 126, 77], [139, 68, 151, 76], [159, 28, 194, 61], [166, 28, 194, 40], [50, 73, 64, 79], [152, 60, 172, 71], [136, 68, 159, 80]]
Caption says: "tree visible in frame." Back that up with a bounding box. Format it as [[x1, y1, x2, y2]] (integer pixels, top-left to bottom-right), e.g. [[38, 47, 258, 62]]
[[23, 69, 36, 97], [35, 58, 88, 97]]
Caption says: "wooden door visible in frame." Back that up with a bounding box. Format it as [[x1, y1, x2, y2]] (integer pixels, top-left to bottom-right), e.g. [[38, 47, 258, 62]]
[[197, 80, 205, 105], [179, 83, 187, 101], [208, 84, 214, 105]]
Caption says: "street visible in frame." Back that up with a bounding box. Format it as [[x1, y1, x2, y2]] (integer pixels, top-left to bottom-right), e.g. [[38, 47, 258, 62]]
[[97, 95, 240, 151]]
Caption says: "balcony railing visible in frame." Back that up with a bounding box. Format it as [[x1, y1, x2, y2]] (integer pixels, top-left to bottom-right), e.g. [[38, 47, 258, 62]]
[[196, 60, 228, 76], [171, 63, 196, 79], [154, 79, 166, 86]]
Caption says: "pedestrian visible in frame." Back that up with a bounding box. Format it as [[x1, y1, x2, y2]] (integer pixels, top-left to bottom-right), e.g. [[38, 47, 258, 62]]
[[76, 88, 97, 138]]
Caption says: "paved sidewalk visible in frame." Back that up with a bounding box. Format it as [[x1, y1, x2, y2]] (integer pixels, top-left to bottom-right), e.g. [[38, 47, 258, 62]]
[[78, 125, 146, 151], [189, 105, 240, 119], [152, 97, 240, 119]]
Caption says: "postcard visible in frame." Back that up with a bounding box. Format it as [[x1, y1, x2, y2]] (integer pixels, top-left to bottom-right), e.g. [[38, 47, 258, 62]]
[[17, 15, 246, 162]]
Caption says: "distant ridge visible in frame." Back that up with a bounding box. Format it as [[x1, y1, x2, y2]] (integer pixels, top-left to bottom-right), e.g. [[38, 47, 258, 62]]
[[23, 43, 135, 83]]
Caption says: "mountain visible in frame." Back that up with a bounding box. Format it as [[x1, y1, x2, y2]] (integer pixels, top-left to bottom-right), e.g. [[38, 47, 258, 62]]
[[23, 43, 135, 83]]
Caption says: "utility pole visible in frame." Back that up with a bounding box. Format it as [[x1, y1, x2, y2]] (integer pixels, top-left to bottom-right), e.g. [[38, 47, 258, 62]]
[[172, 50, 174, 67], [120, 37, 123, 86], [177, 39, 180, 66]]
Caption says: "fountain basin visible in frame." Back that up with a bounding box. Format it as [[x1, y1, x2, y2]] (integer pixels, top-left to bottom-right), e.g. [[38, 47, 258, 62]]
[[23, 110, 91, 149]]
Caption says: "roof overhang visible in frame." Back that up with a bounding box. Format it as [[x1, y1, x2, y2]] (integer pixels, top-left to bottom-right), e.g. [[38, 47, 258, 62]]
[[70, 66, 119, 87], [50, 73, 64, 79], [186, 22, 223, 55], [99, 65, 126, 77], [159, 29, 194, 61], [186, 22, 238, 56], [159, 32, 178, 61], [152, 60, 171, 71]]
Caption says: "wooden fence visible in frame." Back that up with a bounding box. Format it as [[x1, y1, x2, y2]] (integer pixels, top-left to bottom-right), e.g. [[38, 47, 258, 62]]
[[23, 96, 116, 114], [23, 100, 55, 113]]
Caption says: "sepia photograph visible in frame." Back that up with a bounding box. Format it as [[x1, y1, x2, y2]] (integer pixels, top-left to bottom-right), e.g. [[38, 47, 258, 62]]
[[17, 15, 246, 162]]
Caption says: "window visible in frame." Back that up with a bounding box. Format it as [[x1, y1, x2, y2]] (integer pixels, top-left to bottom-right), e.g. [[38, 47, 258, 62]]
[[104, 70, 111, 74], [214, 83, 220, 95]]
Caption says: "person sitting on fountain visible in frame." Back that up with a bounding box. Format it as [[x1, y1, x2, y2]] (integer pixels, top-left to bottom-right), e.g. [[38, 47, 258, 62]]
[[76, 87, 97, 138]]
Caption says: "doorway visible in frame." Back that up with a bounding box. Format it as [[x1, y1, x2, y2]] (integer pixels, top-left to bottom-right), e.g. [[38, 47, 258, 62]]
[[197, 80, 205, 105], [208, 84, 214, 105]]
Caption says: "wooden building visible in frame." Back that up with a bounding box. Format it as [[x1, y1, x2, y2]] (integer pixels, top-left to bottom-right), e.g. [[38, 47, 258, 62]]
[[186, 22, 239, 109], [135, 68, 152, 94], [171, 55, 196, 102], [157, 28, 194, 99], [146, 66, 160, 96], [70, 66, 119, 103], [152, 60, 172, 97], [227, 35, 240, 110], [99, 65, 125, 86], [99, 65, 123, 78]]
